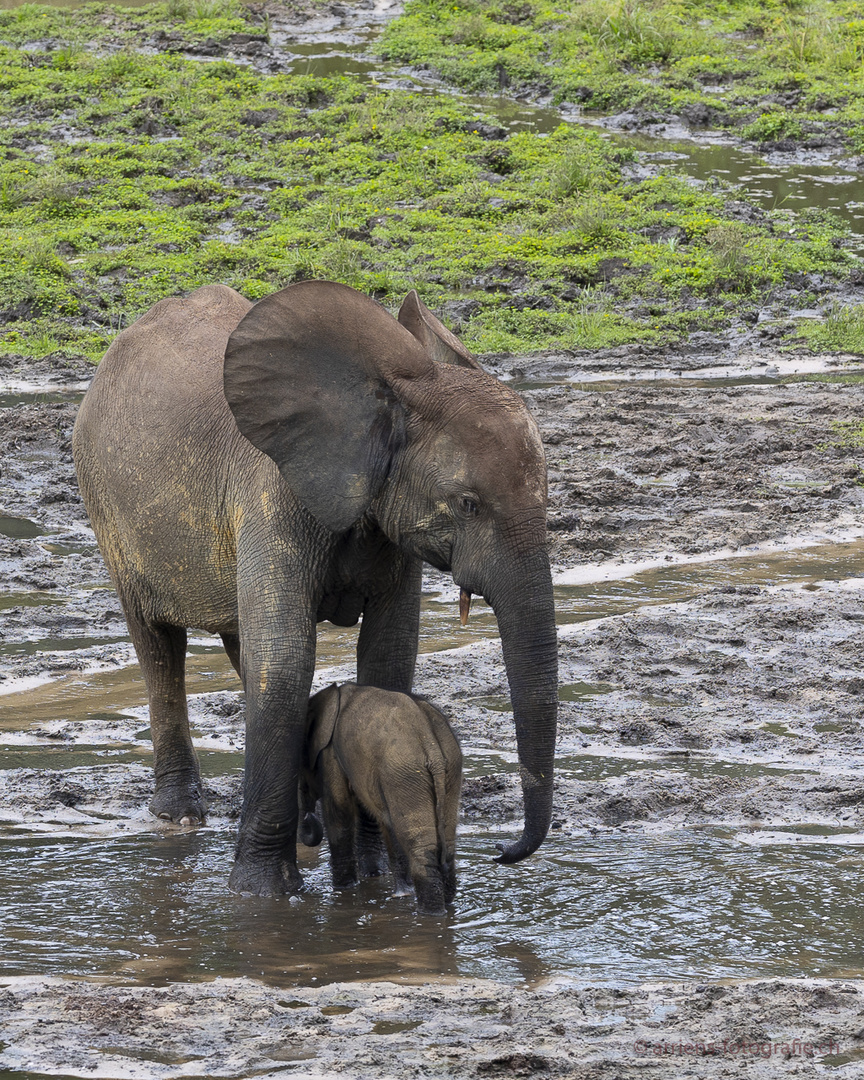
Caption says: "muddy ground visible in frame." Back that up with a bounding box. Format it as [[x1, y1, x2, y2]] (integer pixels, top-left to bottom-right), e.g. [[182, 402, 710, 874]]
[[3, 347, 864, 1076]]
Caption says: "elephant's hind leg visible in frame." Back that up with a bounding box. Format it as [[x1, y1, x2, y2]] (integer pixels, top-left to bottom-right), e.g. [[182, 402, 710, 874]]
[[127, 614, 207, 825], [356, 806, 388, 879], [320, 755, 359, 890]]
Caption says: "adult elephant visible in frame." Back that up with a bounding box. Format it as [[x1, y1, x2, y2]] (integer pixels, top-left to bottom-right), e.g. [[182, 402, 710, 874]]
[[73, 280, 558, 896]]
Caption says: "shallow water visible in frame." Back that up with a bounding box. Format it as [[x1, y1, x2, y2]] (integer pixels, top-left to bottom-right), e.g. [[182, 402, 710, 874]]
[[0, 390, 86, 408], [630, 135, 864, 254], [257, 31, 864, 251], [554, 537, 864, 624], [0, 516, 49, 540], [1, 825, 862, 988], [293, 39, 864, 251], [1, 537, 864, 989]]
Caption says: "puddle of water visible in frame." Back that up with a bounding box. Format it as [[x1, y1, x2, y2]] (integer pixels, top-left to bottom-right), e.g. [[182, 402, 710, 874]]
[[0, 1074, 89, 1080], [474, 682, 616, 713], [0, 592, 64, 612], [372, 1020, 421, 1033], [0, 655, 238, 731], [513, 365, 864, 393], [559, 681, 617, 702], [0, 390, 86, 408], [0, 827, 862, 987], [257, 37, 864, 255], [284, 52, 383, 79], [761, 721, 800, 740], [39, 540, 98, 556], [555, 538, 864, 626], [0, 517, 48, 540], [822, 1049, 864, 1067], [631, 135, 864, 254], [0, 741, 242, 778], [0, 593, 493, 730], [1, 539, 862, 737], [0, 635, 130, 657], [461, 747, 817, 785]]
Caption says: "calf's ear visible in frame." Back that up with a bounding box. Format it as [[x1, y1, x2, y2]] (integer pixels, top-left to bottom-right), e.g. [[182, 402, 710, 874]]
[[307, 684, 342, 764]]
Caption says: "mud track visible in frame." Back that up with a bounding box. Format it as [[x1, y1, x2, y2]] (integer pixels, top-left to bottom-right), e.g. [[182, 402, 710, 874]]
[[2, 350, 864, 1077]]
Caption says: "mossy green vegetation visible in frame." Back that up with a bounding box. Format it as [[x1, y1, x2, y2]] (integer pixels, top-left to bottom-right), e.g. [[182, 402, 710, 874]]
[[824, 417, 864, 448], [0, 1, 858, 361], [381, 0, 864, 152], [794, 303, 864, 354]]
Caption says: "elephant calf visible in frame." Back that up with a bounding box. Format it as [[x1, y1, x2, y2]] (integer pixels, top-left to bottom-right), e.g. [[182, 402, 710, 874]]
[[300, 683, 462, 916]]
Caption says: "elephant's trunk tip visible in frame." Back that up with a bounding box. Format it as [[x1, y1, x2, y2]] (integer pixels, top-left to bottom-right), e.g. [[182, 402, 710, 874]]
[[493, 831, 545, 865]]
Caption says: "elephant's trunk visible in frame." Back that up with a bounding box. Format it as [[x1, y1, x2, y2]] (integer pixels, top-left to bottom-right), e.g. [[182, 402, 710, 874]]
[[488, 548, 558, 864]]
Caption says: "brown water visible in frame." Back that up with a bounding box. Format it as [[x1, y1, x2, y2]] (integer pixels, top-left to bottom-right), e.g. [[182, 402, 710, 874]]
[[2, 537, 862, 728], [2, 824, 863, 988], [2, 538, 864, 990]]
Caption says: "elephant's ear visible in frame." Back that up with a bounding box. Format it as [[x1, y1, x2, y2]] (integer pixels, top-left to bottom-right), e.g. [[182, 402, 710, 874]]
[[398, 290, 483, 371], [307, 684, 341, 765], [224, 281, 434, 532]]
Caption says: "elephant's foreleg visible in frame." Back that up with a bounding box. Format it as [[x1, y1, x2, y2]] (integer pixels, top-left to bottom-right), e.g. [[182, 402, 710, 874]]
[[228, 565, 319, 896], [126, 615, 206, 825], [356, 557, 422, 692]]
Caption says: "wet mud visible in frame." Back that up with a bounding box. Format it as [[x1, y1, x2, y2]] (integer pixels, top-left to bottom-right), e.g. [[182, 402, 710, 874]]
[[3, 348, 864, 1076]]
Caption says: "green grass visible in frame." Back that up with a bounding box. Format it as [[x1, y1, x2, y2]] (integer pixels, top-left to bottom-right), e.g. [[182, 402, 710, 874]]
[[796, 304, 864, 355], [824, 418, 864, 447], [380, 0, 864, 151], [0, 1, 859, 361]]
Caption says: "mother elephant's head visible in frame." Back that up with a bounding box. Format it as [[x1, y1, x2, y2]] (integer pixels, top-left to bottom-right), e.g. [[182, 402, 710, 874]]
[[223, 281, 557, 864]]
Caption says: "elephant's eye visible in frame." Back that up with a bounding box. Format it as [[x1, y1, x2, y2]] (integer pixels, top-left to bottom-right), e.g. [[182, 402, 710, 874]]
[[459, 496, 479, 516]]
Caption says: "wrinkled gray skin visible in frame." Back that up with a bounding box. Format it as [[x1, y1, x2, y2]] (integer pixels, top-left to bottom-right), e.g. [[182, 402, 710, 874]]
[[300, 683, 462, 916], [72, 280, 557, 896]]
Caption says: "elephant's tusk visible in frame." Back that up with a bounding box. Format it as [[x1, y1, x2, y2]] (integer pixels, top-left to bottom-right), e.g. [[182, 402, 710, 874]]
[[459, 588, 472, 626]]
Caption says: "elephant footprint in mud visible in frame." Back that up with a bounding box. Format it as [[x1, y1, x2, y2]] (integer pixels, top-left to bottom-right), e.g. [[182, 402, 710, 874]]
[[300, 683, 462, 916], [73, 280, 557, 896]]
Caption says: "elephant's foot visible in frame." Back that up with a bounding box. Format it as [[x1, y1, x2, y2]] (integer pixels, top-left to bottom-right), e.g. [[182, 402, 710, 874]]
[[415, 885, 447, 917], [392, 877, 413, 897], [331, 867, 359, 891], [228, 854, 304, 896], [150, 778, 207, 825]]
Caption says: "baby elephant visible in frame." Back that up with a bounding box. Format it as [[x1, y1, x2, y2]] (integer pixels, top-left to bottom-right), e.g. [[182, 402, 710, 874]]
[[300, 683, 462, 916]]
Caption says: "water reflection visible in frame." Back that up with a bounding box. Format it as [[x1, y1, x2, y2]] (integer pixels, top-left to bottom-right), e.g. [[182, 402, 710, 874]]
[[630, 136, 864, 252], [0, 517, 49, 540], [1, 827, 861, 987]]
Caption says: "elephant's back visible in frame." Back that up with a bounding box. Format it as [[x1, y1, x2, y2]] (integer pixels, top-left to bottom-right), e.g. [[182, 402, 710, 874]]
[[77, 284, 252, 430]]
